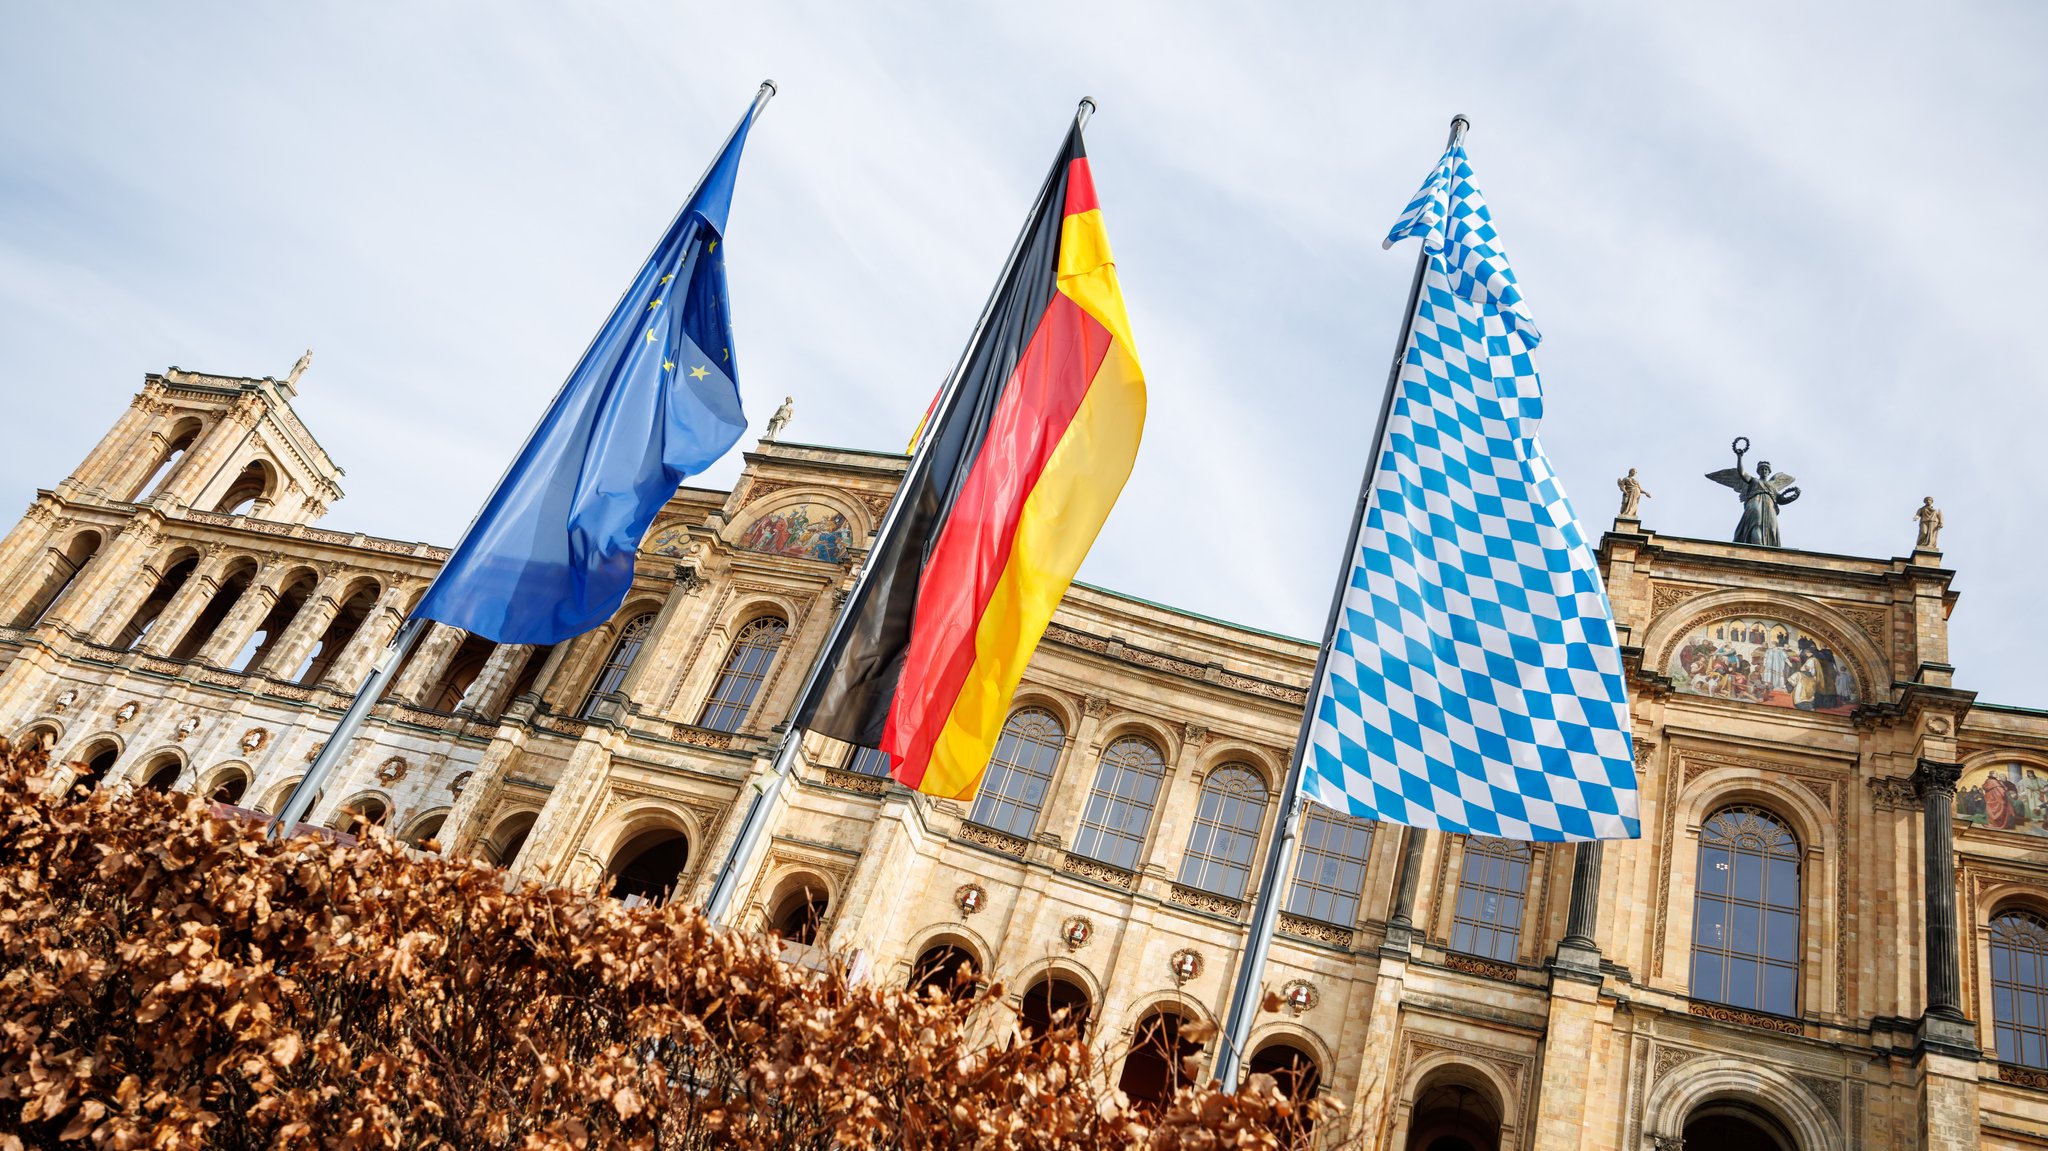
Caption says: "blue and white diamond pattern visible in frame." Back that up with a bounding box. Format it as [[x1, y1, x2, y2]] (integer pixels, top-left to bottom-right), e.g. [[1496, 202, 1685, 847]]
[[1301, 142, 1640, 842]]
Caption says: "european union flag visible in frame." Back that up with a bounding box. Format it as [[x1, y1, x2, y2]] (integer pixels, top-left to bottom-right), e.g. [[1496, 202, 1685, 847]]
[[415, 91, 766, 645]]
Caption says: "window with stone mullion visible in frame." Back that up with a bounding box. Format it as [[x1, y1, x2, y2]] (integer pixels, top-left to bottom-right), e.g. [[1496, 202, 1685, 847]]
[[1689, 806, 1801, 1016], [696, 617, 787, 733], [1073, 736, 1166, 872], [1992, 910, 2048, 1068], [1176, 765, 1268, 900], [967, 709, 1066, 838], [1285, 809, 1374, 926], [579, 614, 655, 718], [1449, 837, 1531, 963]]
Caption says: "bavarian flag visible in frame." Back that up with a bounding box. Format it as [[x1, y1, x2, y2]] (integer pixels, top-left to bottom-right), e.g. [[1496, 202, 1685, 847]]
[[800, 118, 1145, 799]]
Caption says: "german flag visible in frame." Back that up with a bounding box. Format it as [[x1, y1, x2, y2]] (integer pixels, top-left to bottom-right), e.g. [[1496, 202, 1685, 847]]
[[800, 118, 1145, 799]]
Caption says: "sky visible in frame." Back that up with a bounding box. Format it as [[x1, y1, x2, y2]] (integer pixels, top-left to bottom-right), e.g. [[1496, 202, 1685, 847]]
[[3, 3, 2045, 704]]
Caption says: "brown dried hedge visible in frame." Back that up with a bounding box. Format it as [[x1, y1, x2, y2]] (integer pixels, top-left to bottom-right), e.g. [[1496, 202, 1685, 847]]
[[0, 738, 1327, 1149]]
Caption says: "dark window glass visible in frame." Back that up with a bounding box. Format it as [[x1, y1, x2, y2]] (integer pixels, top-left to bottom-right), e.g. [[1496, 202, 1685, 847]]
[[696, 617, 787, 732], [1689, 806, 1800, 1015], [1449, 837, 1531, 963], [1992, 911, 2048, 1068], [847, 745, 893, 777], [966, 709, 1066, 837], [580, 614, 656, 718]]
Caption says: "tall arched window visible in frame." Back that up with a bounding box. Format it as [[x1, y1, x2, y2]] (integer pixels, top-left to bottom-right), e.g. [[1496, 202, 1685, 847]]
[[967, 708, 1067, 837], [1450, 837, 1532, 962], [697, 616, 787, 732], [1074, 736, 1166, 872], [1690, 806, 1801, 1016], [1286, 809, 1374, 926], [1991, 910, 2048, 1068], [579, 613, 655, 717], [9, 530, 102, 629], [1177, 764, 1268, 899]]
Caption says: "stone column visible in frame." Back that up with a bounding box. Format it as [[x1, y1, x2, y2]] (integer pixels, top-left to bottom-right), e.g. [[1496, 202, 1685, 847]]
[[194, 566, 281, 667], [387, 622, 466, 705], [320, 587, 412, 689], [136, 552, 229, 657], [457, 643, 534, 718], [161, 399, 259, 510], [256, 576, 347, 680], [1912, 760, 1975, 1046], [62, 389, 165, 501], [1554, 841, 1604, 975], [1384, 828, 1427, 950], [443, 726, 531, 858], [88, 543, 183, 647], [0, 501, 62, 603], [42, 513, 162, 634]]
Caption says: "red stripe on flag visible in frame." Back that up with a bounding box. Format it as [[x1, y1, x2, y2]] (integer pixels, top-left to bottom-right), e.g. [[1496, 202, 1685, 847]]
[[1062, 158, 1098, 217], [885, 293, 1114, 788]]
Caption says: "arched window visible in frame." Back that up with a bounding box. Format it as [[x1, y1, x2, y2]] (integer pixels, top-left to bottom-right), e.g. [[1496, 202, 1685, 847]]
[[1177, 765, 1268, 899], [1018, 976, 1092, 1041], [1450, 837, 1532, 963], [1074, 736, 1166, 872], [428, 636, 496, 712], [1991, 910, 2048, 1067], [335, 797, 389, 839], [608, 828, 690, 905], [129, 421, 200, 501], [114, 554, 198, 649], [214, 460, 274, 516], [909, 943, 980, 999], [231, 571, 316, 674], [295, 582, 379, 686], [1690, 806, 1800, 1016], [767, 876, 830, 946], [1286, 809, 1374, 926], [140, 754, 182, 792], [1247, 1042, 1322, 1105], [579, 613, 656, 717], [69, 742, 119, 794], [1117, 1009, 1203, 1113], [10, 530, 102, 629], [171, 562, 256, 661], [207, 769, 250, 806], [967, 708, 1067, 837], [697, 616, 787, 732]]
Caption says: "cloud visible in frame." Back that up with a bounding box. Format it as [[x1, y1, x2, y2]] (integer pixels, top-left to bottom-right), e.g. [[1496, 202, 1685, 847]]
[[2, 1, 2043, 703]]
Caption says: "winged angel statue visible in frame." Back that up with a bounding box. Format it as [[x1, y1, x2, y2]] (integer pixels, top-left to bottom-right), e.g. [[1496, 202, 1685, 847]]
[[1706, 436, 1801, 547]]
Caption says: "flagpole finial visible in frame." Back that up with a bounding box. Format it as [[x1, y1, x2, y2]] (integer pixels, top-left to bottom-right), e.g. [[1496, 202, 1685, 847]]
[[1076, 97, 1097, 130], [759, 79, 778, 98], [1449, 114, 1471, 143]]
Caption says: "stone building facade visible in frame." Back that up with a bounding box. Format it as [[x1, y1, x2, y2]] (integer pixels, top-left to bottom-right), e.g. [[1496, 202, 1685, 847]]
[[4, 364, 2048, 1150]]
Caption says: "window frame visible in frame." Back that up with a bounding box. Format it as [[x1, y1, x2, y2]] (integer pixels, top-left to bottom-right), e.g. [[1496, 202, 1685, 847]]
[[1448, 836, 1533, 964], [1285, 808, 1375, 927], [1072, 735, 1168, 872], [580, 613, 658, 718], [965, 707, 1069, 838], [1688, 805, 1802, 1017], [1990, 908, 2048, 1069], [696, 615, 788, 732], [1175, 763, 1269, 900]]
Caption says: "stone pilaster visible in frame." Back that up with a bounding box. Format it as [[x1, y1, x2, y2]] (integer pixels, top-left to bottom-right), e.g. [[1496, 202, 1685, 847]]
[[194, 566, 280, 667], [1531, 975, 1603, 1151], [257, 576, 347, 680], [43, 511, 162, 633], [442, 725, 532, 858], [320, 586, 411, 689], [0, 499, 63, 604], [457, 644, 534, 718], [134, 551, 229, 657]]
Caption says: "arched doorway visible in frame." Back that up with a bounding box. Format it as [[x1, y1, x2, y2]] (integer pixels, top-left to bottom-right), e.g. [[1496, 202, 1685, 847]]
[[1018, 975, 1092, 1041], [766, 877, 831, 945], [207, 768, 250, 806], [334, 796, 388, 838], [69, 742, 120, 794], [404, 813, 448, 849], [1116, 1008, 1204, 1112], [140, 754, 182, 792], [1248, 1040, 1323, 1102], [608, 828, 691, 904], [1682, 1100, 1797, 1151], [908, 942, 981, 999], [482, 811, 537, 867], [1404, 1068, 1503, 1151]]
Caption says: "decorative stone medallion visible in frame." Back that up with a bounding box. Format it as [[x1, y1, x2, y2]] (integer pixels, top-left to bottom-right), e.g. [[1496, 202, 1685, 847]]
[[1061, 915, 1093, 950], [52, 689, 76, 714], [955, 883, 987, 916], [240, 727, 269, 753], [1280, 979, 1318, 1014], [449, 770, 472, 797], [1170, 948, 1203, 984], [173, 715, 201, 741], [376, 756, 409, 785], [112, 700, 139, 726]]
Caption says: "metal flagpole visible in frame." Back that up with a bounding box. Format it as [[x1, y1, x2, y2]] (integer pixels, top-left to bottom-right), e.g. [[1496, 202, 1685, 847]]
[[701, 97, 1098, 925], [1214, 114, 1468, 1092], [266, 81, 780, 842]]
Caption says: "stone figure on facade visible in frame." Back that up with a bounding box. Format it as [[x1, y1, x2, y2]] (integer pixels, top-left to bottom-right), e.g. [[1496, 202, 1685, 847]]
[[1616, 468, 1651, 518], [763, 396, 794, 441], [288, 348, 313, 385], [1706, 437, 1801, 547], [1915, 497, 1943, 551]]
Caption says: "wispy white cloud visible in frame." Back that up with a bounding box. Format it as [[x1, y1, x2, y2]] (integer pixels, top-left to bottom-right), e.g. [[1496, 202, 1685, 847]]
[[2, 0, 2043, 701]]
